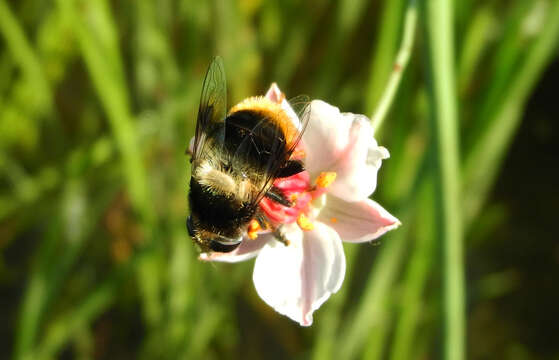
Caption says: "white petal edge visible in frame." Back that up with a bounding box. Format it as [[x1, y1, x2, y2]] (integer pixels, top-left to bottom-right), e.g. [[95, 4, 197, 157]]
[[253, 222, 346, 326], [328, 115, 389, 201], [265, 83, 300, 128], [302, 100, 353, 176], [265, 83, 283, 103], [302, 101, 389, 201], [199, 234, 272, 263], [317, 196, 401, 243]]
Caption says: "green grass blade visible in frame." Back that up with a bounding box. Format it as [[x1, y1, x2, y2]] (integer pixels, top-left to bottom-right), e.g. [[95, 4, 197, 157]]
[[56, 0, 162, 328], [462, 0, 559, 226], [390, 176, 436, 360], [313, 0, 369, 97], [370, 0, 418, 134], [0, 0, 51, 111], [56, 0, 153, 223], [457, 5, 495, 92], [336, 211, 411, 360], [365, 0, 406, 116], [34, 271, 125, 360], [311, 245, 358, 360], [422, 1, 464, 359], [14, 222, 61, 360]]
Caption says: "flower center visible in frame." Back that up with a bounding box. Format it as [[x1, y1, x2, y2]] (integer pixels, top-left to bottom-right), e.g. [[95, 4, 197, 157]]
[[258, 170, 336, 235]]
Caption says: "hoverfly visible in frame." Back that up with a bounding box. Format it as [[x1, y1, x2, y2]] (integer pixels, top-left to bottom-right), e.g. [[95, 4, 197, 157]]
[[187, 57, 309, 253]]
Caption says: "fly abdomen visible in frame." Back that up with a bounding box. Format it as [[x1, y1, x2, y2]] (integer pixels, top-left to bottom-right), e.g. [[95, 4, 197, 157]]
[[189, 178, 256, 234]]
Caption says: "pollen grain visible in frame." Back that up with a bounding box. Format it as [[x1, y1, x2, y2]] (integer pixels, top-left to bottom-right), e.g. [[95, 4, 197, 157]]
[[247, 219, 261, 240], [297, 213, 315, 231], [316, 172, 337, 188]]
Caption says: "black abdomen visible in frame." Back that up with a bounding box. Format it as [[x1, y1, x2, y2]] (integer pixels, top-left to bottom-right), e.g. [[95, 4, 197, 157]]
[[189, 178, 255, 235]]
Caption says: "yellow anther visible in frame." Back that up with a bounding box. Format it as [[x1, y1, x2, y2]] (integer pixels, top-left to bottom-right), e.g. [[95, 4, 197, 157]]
[[330, 217, 338, 223], [290, 193, 299, 202], [316, 172, 337, 188], [247, 220, 261, 240], [297, 213, 315, 231]]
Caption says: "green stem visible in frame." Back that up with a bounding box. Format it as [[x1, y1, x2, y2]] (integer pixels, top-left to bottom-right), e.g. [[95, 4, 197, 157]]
[[422, 1, 464, 359], [388, 2, 559, 359], [323, 3, 419, 357], [365, 0, 406, 116], [370, 0, 417, 134]]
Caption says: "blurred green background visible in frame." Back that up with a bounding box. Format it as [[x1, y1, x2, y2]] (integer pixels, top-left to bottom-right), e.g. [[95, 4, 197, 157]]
[[1, 0, 558, 359]]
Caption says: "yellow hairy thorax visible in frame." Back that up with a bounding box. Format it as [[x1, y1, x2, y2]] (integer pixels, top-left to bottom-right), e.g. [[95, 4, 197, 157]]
[[229, 96, 298, 148]]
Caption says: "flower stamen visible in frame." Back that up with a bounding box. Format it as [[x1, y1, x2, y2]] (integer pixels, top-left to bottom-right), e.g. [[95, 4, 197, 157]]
[[297, 213, 315, 231], [247, 219, 261, 240], [315, 172, 337, 188]]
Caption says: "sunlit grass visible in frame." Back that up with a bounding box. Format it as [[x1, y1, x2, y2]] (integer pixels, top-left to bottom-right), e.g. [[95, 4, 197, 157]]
[[1, 0, 558, 359]]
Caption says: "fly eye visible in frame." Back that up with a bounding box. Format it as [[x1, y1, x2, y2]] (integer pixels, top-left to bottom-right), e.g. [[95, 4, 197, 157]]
[[209, 237, 242, 253], [186, 216, 194, 237]]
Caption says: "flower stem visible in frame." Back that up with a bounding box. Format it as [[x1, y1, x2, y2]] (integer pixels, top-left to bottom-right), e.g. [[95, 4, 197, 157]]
[[370, 0, 417, 134], [365, 0, 406, 116], [422, 0, 464, 359]]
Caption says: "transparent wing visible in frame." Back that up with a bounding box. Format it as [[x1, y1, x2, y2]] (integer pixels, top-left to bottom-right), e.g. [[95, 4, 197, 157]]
[[231, 101, 312, 208], [287, 95, 311, 124], [192, 56, 227, 160], [255, 102, 311, 205]]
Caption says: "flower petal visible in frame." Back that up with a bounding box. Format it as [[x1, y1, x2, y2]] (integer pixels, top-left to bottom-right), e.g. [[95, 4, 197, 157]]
[[199, 234, 272, 263], [253, 222, 345, 326], [303, 100, 389, 201], [303, 100, 353, 175], [265, 83, 284, 104], [265, 83, 300, 128], [317, 196, 401, 243], [329, 119, 389, 201]]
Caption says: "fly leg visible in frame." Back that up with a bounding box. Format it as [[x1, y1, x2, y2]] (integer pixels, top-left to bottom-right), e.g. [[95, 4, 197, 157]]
[[273, 225, 290, 246], [254, 212, 269, 231], [265, 186, 293, 207], [253, 211, 290, 246]]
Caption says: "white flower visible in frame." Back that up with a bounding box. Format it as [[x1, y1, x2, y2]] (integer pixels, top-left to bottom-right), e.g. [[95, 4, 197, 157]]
[[199, 84, 400, 326]]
